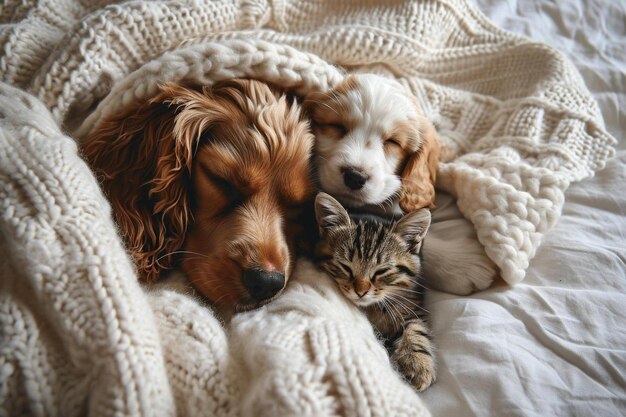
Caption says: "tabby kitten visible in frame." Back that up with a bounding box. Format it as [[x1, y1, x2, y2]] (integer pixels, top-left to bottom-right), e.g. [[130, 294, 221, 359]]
[[314, 192, 436, 391]]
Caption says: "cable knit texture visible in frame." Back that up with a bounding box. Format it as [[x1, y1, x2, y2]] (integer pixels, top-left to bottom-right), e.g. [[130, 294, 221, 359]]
[[0, 0, 615, 415]]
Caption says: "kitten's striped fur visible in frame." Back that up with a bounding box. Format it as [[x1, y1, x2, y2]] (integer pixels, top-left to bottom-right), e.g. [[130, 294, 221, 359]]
[[314, 193, 436, 391]]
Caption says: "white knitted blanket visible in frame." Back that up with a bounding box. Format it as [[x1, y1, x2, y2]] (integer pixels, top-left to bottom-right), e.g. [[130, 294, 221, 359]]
[[0, 0, 616, 415]]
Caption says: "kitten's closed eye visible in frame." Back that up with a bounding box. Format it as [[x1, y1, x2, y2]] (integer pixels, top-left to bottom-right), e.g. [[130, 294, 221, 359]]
[[372, 266, 392, 282], [336, 261, 354, 280], [395, 264, 417, 277]]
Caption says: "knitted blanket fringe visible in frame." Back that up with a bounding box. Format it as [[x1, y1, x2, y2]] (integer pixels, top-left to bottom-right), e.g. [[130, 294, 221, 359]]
[[0, 0, 615, 415]]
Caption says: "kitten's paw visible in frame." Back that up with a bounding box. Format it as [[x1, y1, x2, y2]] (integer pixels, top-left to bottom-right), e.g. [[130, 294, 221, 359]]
[[392, 343, 436, 391]]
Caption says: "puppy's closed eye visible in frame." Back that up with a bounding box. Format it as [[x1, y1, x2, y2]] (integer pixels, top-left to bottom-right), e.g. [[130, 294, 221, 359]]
[[318, 122, 347, 138], [384, 137, 401, 148]]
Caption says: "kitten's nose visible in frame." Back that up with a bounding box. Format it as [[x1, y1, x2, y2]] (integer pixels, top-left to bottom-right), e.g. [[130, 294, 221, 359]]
[[342, 167, 369, 190], [242, 268, 285, 301], [354, 279, 371, 298], [356, 289, 368, 298]]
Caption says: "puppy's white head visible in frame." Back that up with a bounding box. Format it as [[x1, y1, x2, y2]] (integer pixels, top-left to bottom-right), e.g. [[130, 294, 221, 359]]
[[305, 74, 439, 213]]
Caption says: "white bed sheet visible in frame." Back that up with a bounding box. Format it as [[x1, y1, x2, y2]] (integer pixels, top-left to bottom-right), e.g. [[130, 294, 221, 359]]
[[422, 1, 626, 416]]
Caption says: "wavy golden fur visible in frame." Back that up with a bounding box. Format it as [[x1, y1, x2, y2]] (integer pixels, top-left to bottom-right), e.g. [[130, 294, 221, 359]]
[[82, 79, 315, 309]]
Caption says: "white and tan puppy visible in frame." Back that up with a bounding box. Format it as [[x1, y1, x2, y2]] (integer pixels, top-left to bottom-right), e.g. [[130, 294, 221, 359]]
[[306, 74, 497, 295], [304, 73, 439, 217]]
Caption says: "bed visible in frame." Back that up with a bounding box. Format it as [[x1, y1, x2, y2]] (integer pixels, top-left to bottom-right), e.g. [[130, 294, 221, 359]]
[[423, 1, 626, 416], [1, 0, 624, 416]]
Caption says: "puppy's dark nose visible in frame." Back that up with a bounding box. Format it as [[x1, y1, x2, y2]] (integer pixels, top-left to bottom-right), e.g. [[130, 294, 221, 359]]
[[343, 167, 369, 190], [242, 269, 285, 301]]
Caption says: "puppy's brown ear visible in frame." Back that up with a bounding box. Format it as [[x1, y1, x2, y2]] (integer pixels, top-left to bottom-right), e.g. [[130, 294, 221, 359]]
[[82, 83, 224, 281], [302, 90, 326, 116], [303, 76, 357, 123], [399, 118, 440, 212]]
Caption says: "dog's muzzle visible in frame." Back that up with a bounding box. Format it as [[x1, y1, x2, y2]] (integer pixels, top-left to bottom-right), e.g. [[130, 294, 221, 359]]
[[342, 167, 369, 190], [242, 268, 286, 301]]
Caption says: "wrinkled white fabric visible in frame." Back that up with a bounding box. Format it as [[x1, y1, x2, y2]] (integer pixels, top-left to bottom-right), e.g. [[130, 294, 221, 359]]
[[421, 1, 626, 415], [0, 0, 623, 416]]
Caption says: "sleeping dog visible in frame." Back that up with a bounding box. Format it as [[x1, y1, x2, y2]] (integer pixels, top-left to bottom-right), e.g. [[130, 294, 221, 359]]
[[83, 79, 316, 310], [304, 73, 439, 216]]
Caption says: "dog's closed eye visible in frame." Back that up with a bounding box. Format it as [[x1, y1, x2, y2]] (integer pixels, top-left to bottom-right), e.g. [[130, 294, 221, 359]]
[[195, 163, 245, 213], [209, 174, 245, 214], [319, 122, 348, 138], [384, 136, 401, 148]]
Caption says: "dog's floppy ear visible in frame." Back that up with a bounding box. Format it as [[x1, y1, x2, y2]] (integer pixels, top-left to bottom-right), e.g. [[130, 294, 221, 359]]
[[82, 83, 227, 281], [212, 78, 281, 107], [399, 117, 440, 212]]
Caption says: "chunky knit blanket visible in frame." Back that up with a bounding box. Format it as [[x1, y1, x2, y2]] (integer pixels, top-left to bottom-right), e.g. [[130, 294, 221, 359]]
[[0, 0, 616, 416]]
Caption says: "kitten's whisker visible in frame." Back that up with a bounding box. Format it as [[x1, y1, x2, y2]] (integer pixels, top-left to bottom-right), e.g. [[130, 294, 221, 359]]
[[392, 288, 424, 303], [388, 291, 417, 306], [386, 294, 421, 320], [389, 292, 430, 314], [380, 299, 398, 330], [382, 297, 403, 331], [380, 298, 396, 327], [388, 294, 414, 312], [400, 283, 430, 292], [387, 294, 416, 316]]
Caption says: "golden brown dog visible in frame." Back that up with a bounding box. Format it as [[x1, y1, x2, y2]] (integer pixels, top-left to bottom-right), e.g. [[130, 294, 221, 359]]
[[83, 79, 315, 310]]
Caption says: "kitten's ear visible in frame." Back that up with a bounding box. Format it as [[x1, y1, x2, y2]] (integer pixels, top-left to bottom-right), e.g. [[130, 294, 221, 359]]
[[314, 192, 351, 233], [394, 209, 431, 254]]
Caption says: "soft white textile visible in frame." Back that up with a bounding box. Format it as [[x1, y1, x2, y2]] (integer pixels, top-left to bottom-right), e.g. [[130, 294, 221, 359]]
[[422, 1, 626, 415], [0, 0, 624, 416]]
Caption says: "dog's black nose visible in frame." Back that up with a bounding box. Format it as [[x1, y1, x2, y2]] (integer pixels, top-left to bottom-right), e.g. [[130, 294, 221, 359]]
[[343, 168, 369, 190], [242, 269, 285, 301]]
